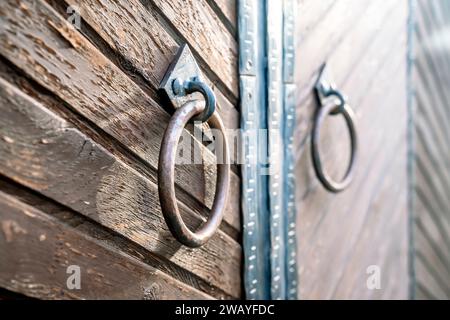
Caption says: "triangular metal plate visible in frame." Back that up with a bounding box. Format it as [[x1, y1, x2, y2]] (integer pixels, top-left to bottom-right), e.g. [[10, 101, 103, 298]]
[[159, 44, 203, 109], [315, 63, 335, 100]]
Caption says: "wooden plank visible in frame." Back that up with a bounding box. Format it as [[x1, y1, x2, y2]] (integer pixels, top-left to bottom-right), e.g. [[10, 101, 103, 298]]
[[294, 0, 407, 221], [150, 0, 238, 97], [296, 0, 336, 45], [293, 0, 400, 154], [415, 229, 450, 291], [298, 72, 408, 299], [0, 287, 31, 300], [210, 0, 237, 30], [295, 2, 407, 199], [416, 0, 450, 121], [415, 196, 450, 257], [414, 57, 450, 139], [415, 259, 449, 299], [296, 65, 406, 298], [416, 282, 440, 300], [0, 78, 241, 298], [59, 0, 239, 131], [412, 1, 450, 299], [295, 0, 409, 297], [414, 29, 450, 135], [414, 77, 450, 154], [295, 0, 391, 94], [336, 164, 408, 299], [0, 191, 211, 300], [415, 147, 450, 221], [0, 0, 241, 233]]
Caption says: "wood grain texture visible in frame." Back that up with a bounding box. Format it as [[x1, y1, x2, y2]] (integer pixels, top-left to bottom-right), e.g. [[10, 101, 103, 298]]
[[294, 0, 409, 299], [209, 0, 236, 30], [0, 191, 212, 300], [0, 0, 241, 233], [149, 0, 238, 97], [59, 0, 239, 132], [294, 0, 400, 154], [0, 77, 241, 298], [412, 0, 450, 300]]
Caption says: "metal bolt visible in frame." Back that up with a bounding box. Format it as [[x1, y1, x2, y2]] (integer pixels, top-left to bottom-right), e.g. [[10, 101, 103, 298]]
[[172, 78, 184, 96]]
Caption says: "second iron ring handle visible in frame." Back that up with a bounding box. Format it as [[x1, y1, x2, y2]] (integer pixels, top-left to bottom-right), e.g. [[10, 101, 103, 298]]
[[311, 92, 358, 193]]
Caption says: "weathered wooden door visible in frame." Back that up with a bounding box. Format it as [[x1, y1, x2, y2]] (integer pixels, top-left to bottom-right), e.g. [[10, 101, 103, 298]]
[[293, 0, 410, 299], [1, 0, 449, 301], [0, 0, 242, 299]]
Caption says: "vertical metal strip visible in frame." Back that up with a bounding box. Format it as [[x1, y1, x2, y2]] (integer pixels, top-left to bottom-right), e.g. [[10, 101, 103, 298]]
[[239, 0, 297, 300], [407, 0, 417, 300], [266, 0, 285, 300], [282, 0, 297, 300], [239, 0, 271, 300]]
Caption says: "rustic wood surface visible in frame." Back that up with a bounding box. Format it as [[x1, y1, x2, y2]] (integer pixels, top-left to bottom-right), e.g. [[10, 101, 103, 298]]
[[0, 0, 241, 234], [209, 0, 237, 32], [0, 190, 212, 300], [150, 0, 238, 97], [51, 0, 239, 174], [58, 0, 239, 131], [294, 0, 409, 299], [413, 0, 450, 300], [0, 77, 241, 298]]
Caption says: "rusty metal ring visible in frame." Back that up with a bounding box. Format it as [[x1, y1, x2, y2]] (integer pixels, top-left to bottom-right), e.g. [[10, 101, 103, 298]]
[[311, 99, 357, 193], [158, 101, 230, 247]]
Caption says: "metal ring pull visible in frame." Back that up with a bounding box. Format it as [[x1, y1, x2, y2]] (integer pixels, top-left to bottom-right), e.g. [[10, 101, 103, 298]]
[[158, 44, 229, 247], [158, 100, 230, 248], [312, 64, 357, 193], [311, 97, 357, 192]]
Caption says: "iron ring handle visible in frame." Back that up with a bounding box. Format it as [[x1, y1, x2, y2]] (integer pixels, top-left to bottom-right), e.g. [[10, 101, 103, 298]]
[[172, 78, 216, 122], [158, 101, 230, 248], [311, 99, 357, 193]]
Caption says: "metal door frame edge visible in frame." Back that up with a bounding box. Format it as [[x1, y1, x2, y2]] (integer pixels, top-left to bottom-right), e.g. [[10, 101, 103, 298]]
[[238, 0, 298, 300]]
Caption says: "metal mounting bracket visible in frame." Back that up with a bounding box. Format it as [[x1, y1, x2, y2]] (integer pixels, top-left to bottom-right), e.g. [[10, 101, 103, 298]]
[[159, 44, 216, 122], [159, 44, 204, 110], [315, 64, 336, 102]]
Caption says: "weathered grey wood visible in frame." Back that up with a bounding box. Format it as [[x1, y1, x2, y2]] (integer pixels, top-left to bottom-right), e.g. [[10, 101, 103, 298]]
[[0, 191, 212, 300], [415, 198, 450, 272], [294, 0, 409, 299], [414, 76, 450, 154], [0, 0, 241, 233], [415, 168, 450, 240], [296, 0, 336, 44], [415, 259, 449, 299], [149, 0, 238, 97], [415, 230, 450, 294], [416, 0, 450, 122], [413, 36, 450, 139], [294, 0, 407, 225], [295, 0, 391, 98], [295, 1, 407, 199], [298, 69, 408, 299], [332, 143, 408, 299], [59, 0, 239, 132], [412, 0, 450, 299], [0, 78, 241, 298]]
